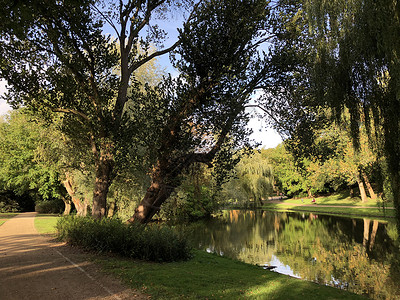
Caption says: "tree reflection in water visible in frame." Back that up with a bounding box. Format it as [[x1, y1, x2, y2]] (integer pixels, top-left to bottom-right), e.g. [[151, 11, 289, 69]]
[[183, 210, 400, 299]]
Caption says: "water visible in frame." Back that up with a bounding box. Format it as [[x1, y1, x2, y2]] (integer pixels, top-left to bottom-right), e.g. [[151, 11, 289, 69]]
[[182, 210, 400, 299]]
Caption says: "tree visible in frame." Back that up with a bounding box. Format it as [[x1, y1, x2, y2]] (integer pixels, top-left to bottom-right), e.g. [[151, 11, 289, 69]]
[[0, 110, 66, 212], [0, 0, 200, 219], [261, 1, 399, 219], [263, 145, 311, 197], [128, 0, 271, 223], [235, 151, 274, 206]]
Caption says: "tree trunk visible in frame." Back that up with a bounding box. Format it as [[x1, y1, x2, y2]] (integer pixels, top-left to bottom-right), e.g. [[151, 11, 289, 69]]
[[63, 173, 87, 216], [128, 161, 182, 224], [62, 197, 72, 215], [92, 148, 114, 219], [356, 174, 368, 203], [128, 178, 177, 224], [361, 171, 377, 200], [107, 201, 116, 218]]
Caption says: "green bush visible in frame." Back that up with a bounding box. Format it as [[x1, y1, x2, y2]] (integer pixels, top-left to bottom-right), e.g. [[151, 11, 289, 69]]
[[35, 199, 64, 214], [56, 216, 192, 262]]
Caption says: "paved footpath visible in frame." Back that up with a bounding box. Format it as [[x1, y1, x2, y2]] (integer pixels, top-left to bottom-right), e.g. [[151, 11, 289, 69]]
[[0, 212, 147, 300]]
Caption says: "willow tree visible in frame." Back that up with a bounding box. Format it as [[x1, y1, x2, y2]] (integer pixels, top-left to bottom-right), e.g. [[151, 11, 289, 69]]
[[263, 0, 400, 229], [236, 152, 274, 206]]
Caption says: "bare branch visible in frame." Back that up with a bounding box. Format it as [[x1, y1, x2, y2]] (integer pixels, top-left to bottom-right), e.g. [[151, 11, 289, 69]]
[[91, 4, 120, 39]]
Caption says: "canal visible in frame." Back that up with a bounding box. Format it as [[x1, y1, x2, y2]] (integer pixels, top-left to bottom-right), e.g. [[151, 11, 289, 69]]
[[183, 210, 400, 299]]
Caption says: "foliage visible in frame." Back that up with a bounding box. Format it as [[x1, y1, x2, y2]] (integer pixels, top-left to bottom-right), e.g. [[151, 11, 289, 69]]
[[262, 145, 309, 197], [222, 150, 274, 205], [161, 163, 220, 222], [264, 0, 400, 230], [56, 216, 192, 262], [35, 200, 64, 214]]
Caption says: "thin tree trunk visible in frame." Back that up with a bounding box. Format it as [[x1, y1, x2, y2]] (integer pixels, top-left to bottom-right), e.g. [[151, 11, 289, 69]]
[[107, 201, 116, 218], [62, 197, 72, 215], [356, 174, 368, 203], [361, 171, 377, 200], [83, 197, 89, 216], [92, 146, 114, 219], [63, 173, 86, 216]]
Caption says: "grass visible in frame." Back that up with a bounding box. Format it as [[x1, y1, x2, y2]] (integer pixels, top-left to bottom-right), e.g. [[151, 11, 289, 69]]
[[281, 193, 393, 207], [32, 212, 366, 299], [34, 214, 61, 234], [263, 194, 395, 220], [96, 250, 364, 299], [0, 213, 18, 226]]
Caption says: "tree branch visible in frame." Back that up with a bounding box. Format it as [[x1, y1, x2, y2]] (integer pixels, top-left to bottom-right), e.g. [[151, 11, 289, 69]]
[[128, 40, 180, 73], [52, 108, 90, 122], [91, 4, 120, 39]]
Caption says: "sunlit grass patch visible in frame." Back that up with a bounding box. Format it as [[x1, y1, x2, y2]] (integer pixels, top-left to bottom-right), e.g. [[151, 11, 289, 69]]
[[263, 202, 395, 220], [34, 214, 60, 234], [96, 250, 364, 299], [281, 194, 393, 208]]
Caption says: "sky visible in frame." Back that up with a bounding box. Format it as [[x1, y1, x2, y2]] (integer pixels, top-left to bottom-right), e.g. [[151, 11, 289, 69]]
[[0, 7, 283, 149]]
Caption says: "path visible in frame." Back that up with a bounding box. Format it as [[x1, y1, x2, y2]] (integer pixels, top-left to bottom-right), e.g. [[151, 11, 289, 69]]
[[0, 212, 147, 300]]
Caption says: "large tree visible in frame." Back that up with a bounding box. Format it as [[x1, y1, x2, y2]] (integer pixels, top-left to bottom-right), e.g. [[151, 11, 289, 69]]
[[0, 0, 197, 219], [0, 0, 272, 222], [129, 0, 270, 223]]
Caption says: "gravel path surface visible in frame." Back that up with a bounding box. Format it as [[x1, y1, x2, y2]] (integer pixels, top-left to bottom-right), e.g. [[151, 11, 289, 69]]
[[0, 212, 148, 300]]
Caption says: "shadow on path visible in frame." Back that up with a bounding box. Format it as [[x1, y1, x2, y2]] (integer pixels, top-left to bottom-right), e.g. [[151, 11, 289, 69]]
[[0, 212, 147, 300]]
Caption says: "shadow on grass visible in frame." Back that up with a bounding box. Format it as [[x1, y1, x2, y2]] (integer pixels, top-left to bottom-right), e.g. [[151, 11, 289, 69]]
[[96, 250, 365, 300]]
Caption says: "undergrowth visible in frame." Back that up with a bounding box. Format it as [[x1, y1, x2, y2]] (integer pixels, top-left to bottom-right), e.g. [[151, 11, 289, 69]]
[[56, 216, 192, 262]]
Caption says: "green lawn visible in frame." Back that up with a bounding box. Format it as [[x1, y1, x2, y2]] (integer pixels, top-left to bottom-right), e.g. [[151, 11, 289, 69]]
[[0, 213, 18, 226], [263, 194, 395, 220], [281, 193, 393, 207], [34, 214, 61, 234], [96, 250, 364, 299]]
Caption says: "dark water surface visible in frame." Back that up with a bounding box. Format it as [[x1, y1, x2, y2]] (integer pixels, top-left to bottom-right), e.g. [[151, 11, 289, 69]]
[[182, 210, 400, 299]]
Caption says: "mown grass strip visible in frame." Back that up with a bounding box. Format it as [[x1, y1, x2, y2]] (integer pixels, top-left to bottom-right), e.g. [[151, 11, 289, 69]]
[[282, 194, 393, 208], [96, 250, 365, 300], [34, 214, 60, 234], [262, 203, 395, 220], [0, 213, 18, 226]]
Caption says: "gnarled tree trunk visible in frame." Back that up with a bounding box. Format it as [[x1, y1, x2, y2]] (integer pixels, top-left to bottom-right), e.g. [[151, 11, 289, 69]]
[[63, 172, 88, 216], [62, 196, 72, 215], [128, 163, 180, 224], [92, 143, 114, 219]]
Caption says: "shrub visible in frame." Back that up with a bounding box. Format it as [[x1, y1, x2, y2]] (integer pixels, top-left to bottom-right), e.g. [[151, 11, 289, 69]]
[[35, 199, 64, 214], [56, 216, 192, 262]]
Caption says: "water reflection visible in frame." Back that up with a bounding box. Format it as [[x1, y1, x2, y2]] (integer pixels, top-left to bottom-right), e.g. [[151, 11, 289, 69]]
[[183, 210, 400, 299]]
